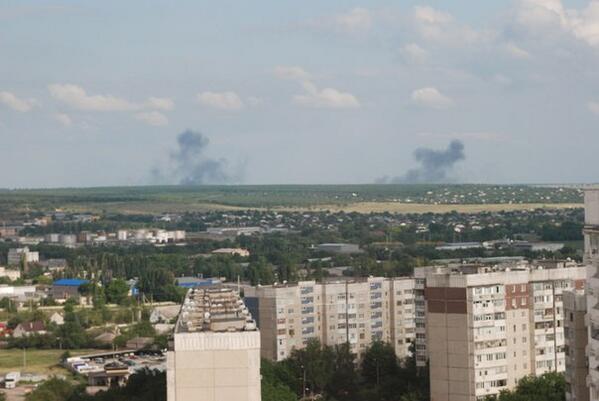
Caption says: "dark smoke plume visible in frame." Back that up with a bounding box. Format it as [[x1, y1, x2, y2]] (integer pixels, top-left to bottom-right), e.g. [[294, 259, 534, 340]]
[[153, 130, 239, 185], [379, 140, 465, 184]]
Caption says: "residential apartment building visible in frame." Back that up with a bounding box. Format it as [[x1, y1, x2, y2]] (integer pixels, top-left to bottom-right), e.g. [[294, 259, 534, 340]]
[[167, 286, 260, 401], [244, 277, 417, 362], [563, 290, 588, 401], [585, 188, 599, 401], [7, 247, 39, 266], [426, 263, 586, 401]]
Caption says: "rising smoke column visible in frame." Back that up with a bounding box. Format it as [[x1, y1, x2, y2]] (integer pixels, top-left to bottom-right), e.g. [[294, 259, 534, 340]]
[[381, 140, 465, 183], [170, 130, 232, 185]]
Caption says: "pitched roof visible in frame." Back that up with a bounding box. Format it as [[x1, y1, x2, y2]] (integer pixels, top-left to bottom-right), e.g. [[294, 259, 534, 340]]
[[19, 321, 46, 332]]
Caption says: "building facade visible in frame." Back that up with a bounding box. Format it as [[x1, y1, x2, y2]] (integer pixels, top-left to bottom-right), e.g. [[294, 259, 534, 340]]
[[244, 277, 417, 362], [167, 287, 260, 401], [585, 188, 599, 401], [426, 263, 586, 401], [563, 290, 588, 401], [7, 247, 39, 266]]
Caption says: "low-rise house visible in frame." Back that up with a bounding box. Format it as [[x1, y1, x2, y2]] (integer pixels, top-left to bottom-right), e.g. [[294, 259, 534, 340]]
[[149, 305, 181, 324], [13, 321, 46, 338], [211, 248, 250, 257], [49, 312, 64, 326], [0, 267, 21, 281], [41, 259, 67, 273], [0, 322, 11, 338], [126, 336, 153, 350], [316, 243, 362, 254], [94, 331, 117, 346]]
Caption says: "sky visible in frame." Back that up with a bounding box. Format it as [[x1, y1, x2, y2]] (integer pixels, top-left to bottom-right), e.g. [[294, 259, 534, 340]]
[[1, 0, 599, 187]]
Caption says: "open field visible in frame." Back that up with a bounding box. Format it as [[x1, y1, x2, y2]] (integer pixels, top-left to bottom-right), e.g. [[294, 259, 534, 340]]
[[0, 348, 98, 375], [0, 184, 586, 217], [286, 202, 584, 214], [57, 200, 585, 215]]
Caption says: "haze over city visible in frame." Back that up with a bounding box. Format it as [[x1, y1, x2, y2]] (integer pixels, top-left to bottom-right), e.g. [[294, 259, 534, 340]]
[[2, 0, 599, 187]]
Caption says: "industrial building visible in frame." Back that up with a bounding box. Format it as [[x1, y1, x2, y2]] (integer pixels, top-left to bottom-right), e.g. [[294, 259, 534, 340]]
[[51, 278, 90, 303], [167, 286, 260, 401]]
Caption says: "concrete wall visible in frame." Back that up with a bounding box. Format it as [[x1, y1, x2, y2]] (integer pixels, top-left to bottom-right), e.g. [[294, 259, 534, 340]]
[[167, 331, 261, 401]]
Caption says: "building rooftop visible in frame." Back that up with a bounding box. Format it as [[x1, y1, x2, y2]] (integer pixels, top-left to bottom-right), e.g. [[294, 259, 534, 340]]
[[175, 286, 256, 334], [53, 278, 89, 287]]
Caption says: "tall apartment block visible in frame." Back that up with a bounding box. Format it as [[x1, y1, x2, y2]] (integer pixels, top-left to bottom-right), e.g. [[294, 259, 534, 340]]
[[585, 188, 599, 401], [244, 277, 417, 362], [167, 287, 261, 401], [563, 290, 588, 401], [426, 262, 586, 401]]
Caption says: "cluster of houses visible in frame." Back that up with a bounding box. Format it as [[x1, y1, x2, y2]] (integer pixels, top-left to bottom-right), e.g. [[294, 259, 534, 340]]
[[0, 311, 64, 340]]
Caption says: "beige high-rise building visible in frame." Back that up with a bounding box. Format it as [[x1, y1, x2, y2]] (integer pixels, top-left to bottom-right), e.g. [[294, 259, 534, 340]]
[[167, 287, 261, 401], [585, 188, 599, 401], [426, 262, 586, 401], [244, 277, 417, 362], [563, 290, 588, 401]]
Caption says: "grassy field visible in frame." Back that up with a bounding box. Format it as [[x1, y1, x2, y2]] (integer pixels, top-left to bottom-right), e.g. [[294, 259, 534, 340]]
[[58, 200, 585, 215], [0, 184, 585, 217], [0, 349, 97, 375], [293, 202, 583, 214]]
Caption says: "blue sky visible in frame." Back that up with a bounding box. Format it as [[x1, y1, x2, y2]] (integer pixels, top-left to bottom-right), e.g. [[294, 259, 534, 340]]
[[1, 0, 599, 187]]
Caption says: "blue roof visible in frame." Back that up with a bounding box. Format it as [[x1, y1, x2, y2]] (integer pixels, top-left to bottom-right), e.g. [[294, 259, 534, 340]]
[[53, 279, 89, 287]]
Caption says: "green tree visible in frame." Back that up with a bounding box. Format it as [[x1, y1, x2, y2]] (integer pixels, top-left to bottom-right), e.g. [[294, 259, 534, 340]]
[[25, 377, 79, 401], [261, 359, 296, 401], [490, 372, 566, 401], [105, 279, 130, 305]]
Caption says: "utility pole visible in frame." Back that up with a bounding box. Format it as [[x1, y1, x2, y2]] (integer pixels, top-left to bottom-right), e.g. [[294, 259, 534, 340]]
[[302, 365, 307, 399]]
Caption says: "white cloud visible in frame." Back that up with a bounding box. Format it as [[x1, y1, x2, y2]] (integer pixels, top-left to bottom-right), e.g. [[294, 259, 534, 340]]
[[54, 113, 72, 126], [516, 0, 568, 29], [306, 7, 373, 35], [492, 74, 513, 86], [134, 111, 168, 126], [332, 7, 372, 33], [517, 0, 599, 46], [197, 91, 244, 110], [48, 83, 176, 124], [48, 84, 137, 111], [505, 43, 531, 59], [414, 6, 453, 24], [411, 87, 454, 109], [144, 97, 175, 111], [412, 5, 485, 45], [0, 91, 37, 112], [293, 81, 360, 109], [274, 66, 312, 81], [401, 43, 429, 63], [588, 101, 599, 115], [247, 96, 263, 106]]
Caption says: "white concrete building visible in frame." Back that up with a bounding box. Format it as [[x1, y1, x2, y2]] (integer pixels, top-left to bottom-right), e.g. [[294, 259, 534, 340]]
[[7, 247, 39, 265], [167, 287, 260, 401], [0, 266, 21, 281], [244, 277, 417, 362], [426, 263, 586, 401]]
